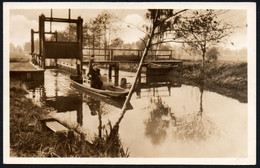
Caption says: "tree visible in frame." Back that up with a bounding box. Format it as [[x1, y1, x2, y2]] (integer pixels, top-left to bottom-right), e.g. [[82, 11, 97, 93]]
[[57, 24, 77, 42], [111, 9, 187, 133], [135, 37, 147, 50], [10, 43, 16, 54], [206, 47, 219, 62], [110, 37, 124, 48], [159, 43, 172, 50], [23, 42, 31, 54], [87, 11, 120, 50], [174, 10, 234, 69]]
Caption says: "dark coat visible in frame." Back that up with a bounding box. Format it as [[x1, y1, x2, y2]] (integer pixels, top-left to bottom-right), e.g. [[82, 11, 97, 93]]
[[87, 68, 103, 89]]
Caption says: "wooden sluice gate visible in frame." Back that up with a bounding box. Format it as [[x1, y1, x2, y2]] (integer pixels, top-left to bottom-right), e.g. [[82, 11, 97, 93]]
[[30, 10, 83, 77], [28, 10, 183, 90], [57, 62, 86, 76]]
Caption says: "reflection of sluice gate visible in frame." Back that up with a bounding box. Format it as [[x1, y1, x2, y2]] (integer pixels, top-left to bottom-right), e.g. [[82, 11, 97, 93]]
[[45, 94, 82, 112], [45, 91, 133, 122], [135, 82, 181, 98], [133, 61, 183, 95], [45, 94, 83, 125], [82, 93, 133, 110]]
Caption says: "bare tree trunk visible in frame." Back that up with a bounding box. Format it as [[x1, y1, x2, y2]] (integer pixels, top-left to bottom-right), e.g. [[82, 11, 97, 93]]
[[201, 51, 206, 80], [111, 11, 159, 132], [202, 52, 205, 69], [198, 85, 204, 117]]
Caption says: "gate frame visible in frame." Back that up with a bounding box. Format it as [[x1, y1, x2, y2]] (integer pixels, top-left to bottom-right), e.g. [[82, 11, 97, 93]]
[[31, 13, 83, 76]]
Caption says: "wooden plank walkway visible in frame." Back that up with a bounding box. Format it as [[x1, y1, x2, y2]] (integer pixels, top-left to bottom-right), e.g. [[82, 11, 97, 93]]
[[10, 62, 44, 72], [45, 120, 69, 133], [82, 60, 183, 65], [40, 116, 70, 133]]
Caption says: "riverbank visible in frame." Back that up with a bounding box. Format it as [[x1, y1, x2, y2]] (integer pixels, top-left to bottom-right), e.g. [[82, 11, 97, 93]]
[[178, 62, 247, 103], [10, 78, 129, 157], [114, 61, 247, 103]]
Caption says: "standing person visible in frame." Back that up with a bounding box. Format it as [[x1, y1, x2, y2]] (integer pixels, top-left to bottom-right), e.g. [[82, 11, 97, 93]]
[[87, 63, 103, 89], [89, 55, 94, 73]]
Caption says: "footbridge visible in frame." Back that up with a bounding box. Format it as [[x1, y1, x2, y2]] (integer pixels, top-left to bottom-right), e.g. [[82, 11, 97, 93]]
[[28, 10, 182, 87]]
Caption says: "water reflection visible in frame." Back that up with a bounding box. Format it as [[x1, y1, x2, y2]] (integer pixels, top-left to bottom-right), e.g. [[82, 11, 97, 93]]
[[26, 69, 247, 157], [198, 85, 204, 117], [86, 96, 101, 116], [174, 85, 218, 142], [145, 96, 176, 145], [135, 82, 180, 98], [144, 85, 218, 145], [85, 95, 103, 138], [174, 111, 218, 142], [28, 86, 46, 102]]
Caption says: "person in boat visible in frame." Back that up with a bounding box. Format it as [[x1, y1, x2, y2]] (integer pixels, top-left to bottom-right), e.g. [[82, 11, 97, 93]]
[[89, 55, 94, 72], [87, 63, 103, 89]]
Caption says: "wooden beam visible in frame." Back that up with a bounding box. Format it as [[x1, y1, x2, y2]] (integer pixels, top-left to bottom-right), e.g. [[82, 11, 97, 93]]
[[31, 29, 34, 54], [45, 120, 69, 133], [115, 63, 119, 86], [44, 17, 79, 23], [108, 65, 112, 82]]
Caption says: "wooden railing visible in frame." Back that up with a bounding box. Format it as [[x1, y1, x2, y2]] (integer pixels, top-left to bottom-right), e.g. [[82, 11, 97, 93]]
[[82, 48, 172, 62]]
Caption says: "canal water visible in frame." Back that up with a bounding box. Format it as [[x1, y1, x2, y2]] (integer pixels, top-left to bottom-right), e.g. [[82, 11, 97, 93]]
[[28, 69, 247, 158]]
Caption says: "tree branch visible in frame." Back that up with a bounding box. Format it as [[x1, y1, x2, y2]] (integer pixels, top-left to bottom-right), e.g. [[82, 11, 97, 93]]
[[155, 9, 188, 27], [139, 37, 147, 47]]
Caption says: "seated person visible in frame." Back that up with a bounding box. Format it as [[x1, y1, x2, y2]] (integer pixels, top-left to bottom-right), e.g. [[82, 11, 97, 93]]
[[87, 63, 103, 89]]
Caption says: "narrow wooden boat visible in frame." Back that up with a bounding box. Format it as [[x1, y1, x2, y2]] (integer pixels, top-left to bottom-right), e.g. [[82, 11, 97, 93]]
[[70, 75, 129, 98], [148, 63, 178, 69]]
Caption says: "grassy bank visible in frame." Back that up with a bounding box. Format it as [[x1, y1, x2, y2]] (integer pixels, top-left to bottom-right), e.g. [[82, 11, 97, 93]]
[[106, 61, 247, 103], [178, 62, 247, 103], [10, 78, 129, 157]]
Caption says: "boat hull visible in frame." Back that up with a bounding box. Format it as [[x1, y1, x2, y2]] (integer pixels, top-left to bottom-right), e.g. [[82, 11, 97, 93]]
[[70, 77, 129, 98]]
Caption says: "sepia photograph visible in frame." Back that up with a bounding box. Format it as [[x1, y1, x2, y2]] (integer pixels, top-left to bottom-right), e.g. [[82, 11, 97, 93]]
[[3, 2, 256, 165]]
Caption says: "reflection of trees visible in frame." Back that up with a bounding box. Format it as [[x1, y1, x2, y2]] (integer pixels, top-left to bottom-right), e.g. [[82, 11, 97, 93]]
[[174, 114, 218, 142], [90, 122, 129, 157], [173, 85, 219, 142], [198, 86, 204, 117], [144, 86, 218, 144], [144, 96, 176, 145], [84, 95, 129, 156]]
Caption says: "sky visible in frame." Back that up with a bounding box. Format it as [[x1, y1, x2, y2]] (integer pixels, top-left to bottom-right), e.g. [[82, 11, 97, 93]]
[[8, 6, 248, 50]]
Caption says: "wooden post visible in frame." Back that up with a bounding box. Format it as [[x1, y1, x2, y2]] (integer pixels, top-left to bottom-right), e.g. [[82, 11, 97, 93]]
[[76, 95, 83, 126], [111, 49, 114, 61], [108, 65, 112, 82], [31, 29, 35, 63], [55, 30, 58, 67], [31, 29, 34, 55], [115, 63, 119, 86], [50, 9, 53, 32], [109, 50, 111, 61], [77, 16, 83, 76], [39, 14, 45, 69], [39, 16, 41, 67], [143, 63, 148, 84]]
